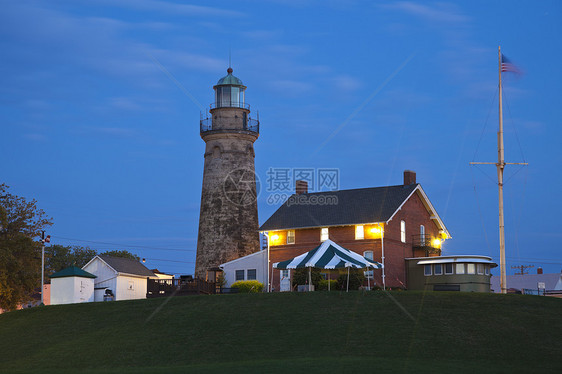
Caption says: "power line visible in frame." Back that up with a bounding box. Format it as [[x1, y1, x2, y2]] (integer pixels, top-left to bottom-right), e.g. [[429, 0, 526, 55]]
[[52, 235, 196, 252]]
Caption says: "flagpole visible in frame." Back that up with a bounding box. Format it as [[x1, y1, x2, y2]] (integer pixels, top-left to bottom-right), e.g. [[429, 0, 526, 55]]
[[498, 46, 507, 294]]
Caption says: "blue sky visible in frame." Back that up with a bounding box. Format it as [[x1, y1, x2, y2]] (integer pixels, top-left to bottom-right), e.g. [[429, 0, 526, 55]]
[[2, 1, 561, 276]]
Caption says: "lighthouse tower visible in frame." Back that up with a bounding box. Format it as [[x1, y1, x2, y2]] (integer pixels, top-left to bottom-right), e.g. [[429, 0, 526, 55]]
[[195, 67, 261, 278]]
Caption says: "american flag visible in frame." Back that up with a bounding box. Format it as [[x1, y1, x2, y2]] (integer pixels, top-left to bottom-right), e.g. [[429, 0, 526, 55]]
[[501, 54, 520, 74]]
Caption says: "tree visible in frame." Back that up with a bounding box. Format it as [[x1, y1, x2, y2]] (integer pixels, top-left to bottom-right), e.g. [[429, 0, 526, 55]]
[[292, 267, 323, 289], [0, 184, 52, 311], [100, 249, 140, 261], [45, 245, 97, 279]]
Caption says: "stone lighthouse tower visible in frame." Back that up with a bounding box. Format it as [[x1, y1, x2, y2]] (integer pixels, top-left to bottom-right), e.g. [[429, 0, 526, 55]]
[[195, 67, 261, 278]]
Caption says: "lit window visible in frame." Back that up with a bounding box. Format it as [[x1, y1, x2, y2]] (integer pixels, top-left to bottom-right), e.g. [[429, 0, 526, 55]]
[[287, 230, 295, 244], [247, 269, 257, 280], [445, 263, 453, 274], [401, 221, 406, 243], [235, 270, 244, 281], [355, 225, 364, 240], [434, 264, 443, 275], [456, 264, 465, 274], [363, 251, 374, 261], [321, 228, 329, 242], [424, 265, 432, 276], [467, 263, 476, 274], [477, 264, 484, 275]]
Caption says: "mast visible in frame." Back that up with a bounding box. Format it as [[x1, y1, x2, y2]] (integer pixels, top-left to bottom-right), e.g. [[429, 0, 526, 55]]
[[470, 46, 527, 294], [497, 46, 507, 294]]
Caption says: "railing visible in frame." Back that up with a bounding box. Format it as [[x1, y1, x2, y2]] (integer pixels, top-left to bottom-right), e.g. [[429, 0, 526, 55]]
[[210, 102, 251, 110], [146, 278, 216, 298], [199, 117, 259, 134], [411, 235, 441, 256]]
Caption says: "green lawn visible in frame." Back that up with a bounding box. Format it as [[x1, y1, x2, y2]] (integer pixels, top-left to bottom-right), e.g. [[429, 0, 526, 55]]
[[0, 291, 560, 373]]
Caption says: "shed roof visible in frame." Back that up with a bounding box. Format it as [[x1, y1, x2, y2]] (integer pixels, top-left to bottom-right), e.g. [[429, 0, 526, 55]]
[[98, 255, 155, 277], [50, 266, 97, 279]]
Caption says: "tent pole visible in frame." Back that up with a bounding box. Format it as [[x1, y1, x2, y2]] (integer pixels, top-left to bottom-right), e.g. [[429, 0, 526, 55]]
[[308, 267, 312, 292], [346, 267, 350, 292], [367, 266, 371, 291], [328, 269, 330, 292]]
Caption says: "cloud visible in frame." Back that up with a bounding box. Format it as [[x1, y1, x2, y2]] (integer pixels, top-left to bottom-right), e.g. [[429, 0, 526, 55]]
[[383, 1, 470, 24], [99, 0, 245, 18], [77, 126, 138, 139]]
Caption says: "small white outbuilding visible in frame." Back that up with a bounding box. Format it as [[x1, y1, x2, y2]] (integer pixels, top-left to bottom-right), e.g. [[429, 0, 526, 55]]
[[220, 250, 268, 288], [82, 255, 154, 301], [50, 266, 96, 305]]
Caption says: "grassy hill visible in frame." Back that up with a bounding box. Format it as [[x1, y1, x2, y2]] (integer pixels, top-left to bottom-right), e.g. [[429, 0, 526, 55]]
[[0, 291, 560, 374]]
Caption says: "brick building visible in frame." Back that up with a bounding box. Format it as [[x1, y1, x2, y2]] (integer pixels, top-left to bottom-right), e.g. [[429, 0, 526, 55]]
[[259, 170, 450, 290]]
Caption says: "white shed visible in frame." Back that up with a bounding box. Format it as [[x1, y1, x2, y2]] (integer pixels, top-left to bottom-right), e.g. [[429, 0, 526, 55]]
[[50, 266, 96, 305], [82, 255, 155, 301], [220, 250, 268, 289]]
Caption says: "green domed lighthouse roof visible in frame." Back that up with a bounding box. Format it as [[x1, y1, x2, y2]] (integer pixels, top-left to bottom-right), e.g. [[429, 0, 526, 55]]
[[216, 67, 245, 86]]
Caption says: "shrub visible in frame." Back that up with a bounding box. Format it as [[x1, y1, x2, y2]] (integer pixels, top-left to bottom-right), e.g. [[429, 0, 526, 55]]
[[318, 279, 337, 291], [291, 268, 323, 289], [336, 269, 365, 291], [230, 280, 264, 293]]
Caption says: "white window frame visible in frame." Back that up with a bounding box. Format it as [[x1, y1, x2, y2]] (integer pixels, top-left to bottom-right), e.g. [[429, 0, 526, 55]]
[[287, 230, 295, 245], [477, 263, 484, 275], [456, 263, 465, 275], [424, 264, 432, 276], [445, 263, 453, 275], [235, 269, 245, 281], [320, 227, 329, 242], [467, 263, 476, 274], [420, 225, 425, 242], [355, 225, 365, 240], [485, 265, 490, 275], [247, 269, 257, 280], [434, 263, 443, 275], [363, 251, 374, 261], [400, 220, 406, 243]]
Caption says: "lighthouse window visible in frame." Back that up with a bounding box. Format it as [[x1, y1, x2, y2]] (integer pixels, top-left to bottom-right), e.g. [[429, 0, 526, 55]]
[[456, 264, 465, 274], [445, 263, 453, 274], [467, 263, 476, 274], [424, 265, 432, 276]]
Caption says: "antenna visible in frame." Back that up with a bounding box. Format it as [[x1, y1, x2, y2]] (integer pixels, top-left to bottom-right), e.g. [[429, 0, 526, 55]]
[[229, 47, 231, 68]]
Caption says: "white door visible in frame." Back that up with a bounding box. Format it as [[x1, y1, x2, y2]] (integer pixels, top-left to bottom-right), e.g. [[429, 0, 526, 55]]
[[280, 270, 291, 292]]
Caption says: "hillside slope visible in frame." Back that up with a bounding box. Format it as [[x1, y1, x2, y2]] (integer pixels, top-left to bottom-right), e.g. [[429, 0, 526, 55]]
[[0, 291, 560, 373]]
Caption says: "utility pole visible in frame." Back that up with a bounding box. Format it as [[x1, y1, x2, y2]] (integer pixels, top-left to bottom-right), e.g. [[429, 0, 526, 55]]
[[511, 264, 534, 275], [470, 46, 527, 294], [40, 231, 50, 305]]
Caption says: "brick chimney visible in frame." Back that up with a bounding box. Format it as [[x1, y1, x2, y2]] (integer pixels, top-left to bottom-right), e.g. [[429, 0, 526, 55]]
[[537, 267, 543, 274], [295, 180, 308, 195], [404, 170, 416, 185]]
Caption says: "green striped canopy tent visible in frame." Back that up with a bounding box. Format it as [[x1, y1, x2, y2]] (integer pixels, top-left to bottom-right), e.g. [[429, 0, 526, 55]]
[[272, 239, 383, 291]]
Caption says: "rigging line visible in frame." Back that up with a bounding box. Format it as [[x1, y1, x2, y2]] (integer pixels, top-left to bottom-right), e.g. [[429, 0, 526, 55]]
[[472, 87, 498, 162], [470, 166, 492, 255], [51, 235, 197, 252], [502, 86, 527, 162], [504, 164, 525, 185], [472, 164, 497, 185], [507, 180, 522, 265]]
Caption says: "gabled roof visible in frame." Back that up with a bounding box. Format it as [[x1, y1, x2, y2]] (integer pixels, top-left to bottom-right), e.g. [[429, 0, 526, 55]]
[[491, 273, 562, 292], [96, 255, 155, 277], [50, 266, 97, 279], [259, 184, 449, 237]]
